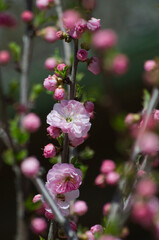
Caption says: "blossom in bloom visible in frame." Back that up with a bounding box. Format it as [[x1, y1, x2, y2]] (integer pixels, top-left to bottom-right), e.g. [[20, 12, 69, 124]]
[[43, 75, 57, 91], [99, 235, 120, 240], [44, 27, 57, 43], [92, 29, 118, 50], [0, 12, 17, 28], [0, 50, 10, 65], [54, 87, 65, 100], [86, 231, 95, 240], [31, 218, 47, 234], [43, 143, 56, 158], [112, 54, 129, 75], [144, 60, 157, 72], [69, 135, 84, 147], [87, 17, 101, 31], [88, 57, 101, 75], [73, 200, 88, 216], [45, 189, 79, 216], [84, 101, 94, 113], [47, 126, 61, 138], [22, 113, 41, 132], [77, 49, 88, 62], [33, 194, 42, 203], [90, 224, 103, 234], [47, 100, 91, 139], [136, 178, 157, 197], [46, 163, 82, 194], [21, 157, 40, 178], [105, 172, 120, 185], [21, 10, 34, 22], [138, 132, 159, 155], [103, 203, 111, 215], [36, 0, 49, 10], [45, 57, 57, 71], [70, 19, 87, 39], [63, 10, 80, 29], [100, 160, 116, 174]]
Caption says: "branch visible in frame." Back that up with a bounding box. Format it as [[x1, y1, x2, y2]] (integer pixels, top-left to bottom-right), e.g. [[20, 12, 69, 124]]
[[33, 177, 78, 240], [70, 39, 78, 100]]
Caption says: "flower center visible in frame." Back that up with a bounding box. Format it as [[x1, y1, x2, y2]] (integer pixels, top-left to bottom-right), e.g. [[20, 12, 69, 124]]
[[57, 194, 65, 201], [66, 117, 72, 122]]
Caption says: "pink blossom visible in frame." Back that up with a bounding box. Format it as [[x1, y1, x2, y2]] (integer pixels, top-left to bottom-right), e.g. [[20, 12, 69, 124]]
[[136, 178, 157, 197], [77, 49, 88, 62], [92, 29, 118, 50], [57, 63, 66, 71], [112, 54, 129, 75], [31, 218, 47, 234], [21, 10, 33, 22], [45, 211, 55, 220], [63, 10, 80, 29], [56, 30, 64, 40], [144, 60, 157, 72], [70, 19, 87, 39], [138, 132, 159, 155], [47, 126, 61, 138], [0, 50, 10, 65], [36, 0, 49, 10], [94, 174, 105, 188], [73, 200, 88, 216], [125, 113, 140, 126], [87, 17, 101, 31], [84, 101, 94, 113], [0, 12, 17, 28], [33, 194, 42, 203], [86, 231, 95, 240], [46, 163, 82, 194], [90, 224, 103, 234], [47, 100, 91, 139], [44, 27, 57, 43], [45, 57, 57, 71], [69, 135, 85, 147], [88, 57, 101, 75], [45, 189, 79, 216], [100, 160, 116, 174], [137, 169, 146, 177], [43, 75, 57, 91], [22, 113, 41, 132], [105, 172, 120, 185], [21, 157, 40, 178], [103, 203, 111, 215], [43, 143, 56, 158], [99, 235, 120, 240], [54, 87, 65, 100], [154, 109, 159, 121]]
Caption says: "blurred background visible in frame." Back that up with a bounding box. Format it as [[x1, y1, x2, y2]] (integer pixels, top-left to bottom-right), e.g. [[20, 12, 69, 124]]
[[1, 0, 159, 239]]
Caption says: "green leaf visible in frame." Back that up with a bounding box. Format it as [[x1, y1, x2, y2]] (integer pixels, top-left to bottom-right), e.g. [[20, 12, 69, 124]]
[[110, 114, 126, 132], [57, 133, 64, 146], [54, 65, 68, 78], [49, 155, 61, 164], [80, 165, 88, 179], [30, 84, 43, 101], [79, 147, 94, 160], [39, 236, 45, 240], [2, 149, 14, 166], [15, 149, 28, 162], [9, 42, 21, 62], [76, 72, 84, 82], [0, 0, 9, 11], [142, 89, 150, 111], [25, 196, 42, 212], [34, 11, 46, 27], [76, 84, 85, 99]]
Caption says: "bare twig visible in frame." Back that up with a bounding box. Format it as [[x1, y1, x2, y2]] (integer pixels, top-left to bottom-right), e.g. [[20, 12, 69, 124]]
[[70, 39, 78, 100]]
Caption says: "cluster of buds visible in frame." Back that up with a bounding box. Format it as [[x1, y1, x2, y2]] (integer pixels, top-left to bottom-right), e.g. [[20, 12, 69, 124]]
[[95, 159, 120, 187]]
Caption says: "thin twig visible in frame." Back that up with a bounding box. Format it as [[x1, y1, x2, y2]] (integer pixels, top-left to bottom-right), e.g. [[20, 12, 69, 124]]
[[48, 221, 54, 240], [33, 177, 78, 240], [70, 39, 78, 100]]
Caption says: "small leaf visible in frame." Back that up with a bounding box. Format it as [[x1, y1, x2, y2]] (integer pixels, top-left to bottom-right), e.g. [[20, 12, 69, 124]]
[[30, 84, 43, 101], [25, 196, 42, 212], [80, 147, 94, 160], [76, 72, 84, 82], [76, 83, 85, 99], [9, 42, 21, 62], [2, 149, 14, 166], [0, 0, 9, 11], [142, 89, 150, 111], [57, 133, 64, 146], [80, 165, 88, 179], [15, 149, 28, 162], [39, 236, 45, 240]]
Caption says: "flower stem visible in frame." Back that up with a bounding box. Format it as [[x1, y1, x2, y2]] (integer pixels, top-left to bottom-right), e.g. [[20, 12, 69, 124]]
[[70, 39, 78, 100]]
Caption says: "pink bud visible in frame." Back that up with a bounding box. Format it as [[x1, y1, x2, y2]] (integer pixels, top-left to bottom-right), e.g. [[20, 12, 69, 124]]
[[125, 113, 140, 126], [87, 17, 101, 31], [94, 174, 106, 188], [103, 203, 111, 215], [44, 27, 57, 43], [136, 178, 157, 197], [88, 57, 101, 75], [112, 54, 129, 75], [31, 217, 47, 234], [100, 160, 116, 174], [137, 169, 146, 177], [36, 0, 49, 10], [92, 29, 118, 50], [33, 194, 42, 203], [43, 143, 56, 158], [105, 172, 120, 185], [0, 50, 10, 65], [86, 231, 95, 240], [73, 200, 88, 216], [0, 12, 17, 28], [43, 75, 57, 91], [84, 101, 94, 113], [138, 132, 159, 155], [54, 87, 65, 100], [90, 225, 103, 234], [21, 10, 34, 22], [77, 49, 88, 62], [45, 211, 55, 220], [62, 10, 80, 29], [57, 63, 66, 71], [45, 57, 57, 71], [47, 126, 61, 138], [22, 113, 41, 133], [21, 157, 40, 178], [154, 109, 159, 121], [144, 60, 157, 72]]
